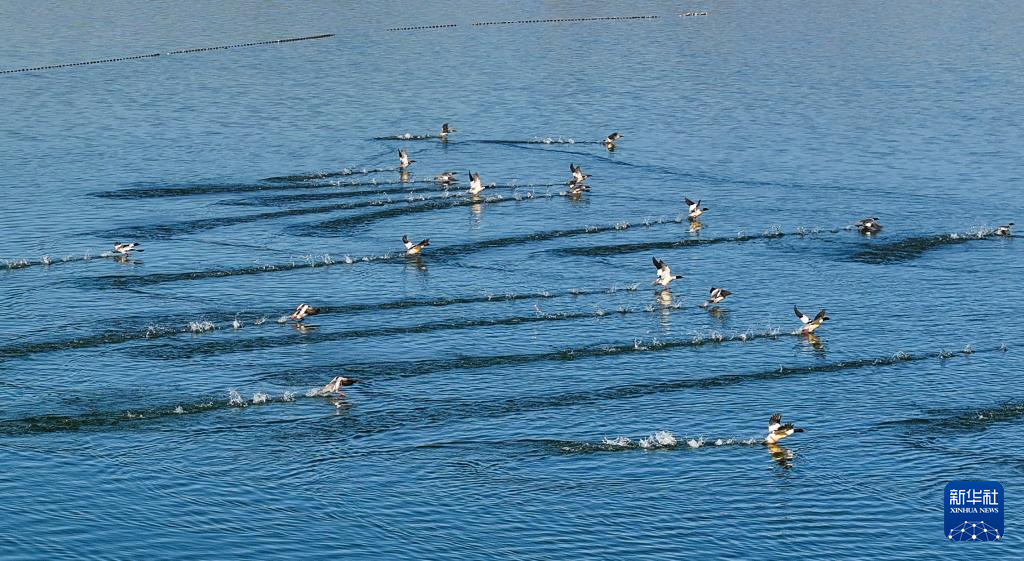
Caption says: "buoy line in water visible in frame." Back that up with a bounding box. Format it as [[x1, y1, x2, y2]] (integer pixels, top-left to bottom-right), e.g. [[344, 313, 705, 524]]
[[0, 33, 334, 75]]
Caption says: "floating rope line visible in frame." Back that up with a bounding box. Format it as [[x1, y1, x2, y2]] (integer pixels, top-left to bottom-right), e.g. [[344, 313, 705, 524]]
[[0, 33, 334, 75], [472, 15, 659, 26], [385, 24, 458, 31]]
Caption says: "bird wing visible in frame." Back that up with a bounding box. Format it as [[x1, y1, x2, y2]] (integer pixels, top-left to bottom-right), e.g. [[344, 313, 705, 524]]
[[814, 309, 828, 322], [685, 197, 696, 208], [794, 306, 810, 324], [719, 289, 732, 297], [652, 256, 666, 271]]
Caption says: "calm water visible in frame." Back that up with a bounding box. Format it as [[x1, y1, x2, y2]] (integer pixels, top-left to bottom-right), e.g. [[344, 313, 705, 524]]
[[2, 1, 1023, 558]]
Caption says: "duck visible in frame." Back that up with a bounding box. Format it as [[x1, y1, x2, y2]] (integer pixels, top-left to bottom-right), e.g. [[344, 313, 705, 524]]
[[765, 412, 805, 444], [113, 242, 144, 256], [684, 197, 709, 220], [402, 234, 430, 255], [434, 171, 458, 184], [439, 122, 456, 140], [569, 163, 592, 185], [316, 376, 358, 400], [290, 303, 321, 322], [398, 149, 415, 170], [855, 217, 882, 234], [467, 170, 485, 195], [995, 222, 1014, 236], [603, 132, 622, 149], [700, 287, 732, 308], [794, 306, 829, 334], [652, 256, 683, 289]]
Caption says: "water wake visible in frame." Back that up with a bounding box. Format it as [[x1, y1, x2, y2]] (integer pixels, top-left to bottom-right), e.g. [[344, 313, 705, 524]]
[[294, 191, 554, 236], [849, 229, 1002, 264], [0, 288, 621, 361], [92, 179, 436, 200], [555, 226, 837, 257], [79, 217, 671, 288], [1, 347, 996, 436]]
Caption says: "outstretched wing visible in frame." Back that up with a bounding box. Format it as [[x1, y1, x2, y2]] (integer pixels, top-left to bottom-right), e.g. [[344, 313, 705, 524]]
[[402, 235, 414, 250], [652, 256, 666, 271], [684, 197, 696, 208], [794, 306, 810, 324], [814, 309, 828, 322], [719, 289, 732, 297]]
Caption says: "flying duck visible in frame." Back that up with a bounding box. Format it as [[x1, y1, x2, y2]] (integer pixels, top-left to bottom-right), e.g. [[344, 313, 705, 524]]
[[398, 149, 415, 170], [434, 171, 458, 184], [794, 306, 829, 334], [855, 217, 882, 234], [765, 412, 805, 444], [317, 375, 357, 397], [113, 242, 144, 256], [995, 222, 1014, 236], [603, 132, 622, 149], [439, 122, 456, 139], [402, 234, 430, 255], [700, 287, 732, 308], [290, 303, 321, 322], [652, 256, 683, 289], [467, 170, 485, 195], [684, 197, 709, 220]]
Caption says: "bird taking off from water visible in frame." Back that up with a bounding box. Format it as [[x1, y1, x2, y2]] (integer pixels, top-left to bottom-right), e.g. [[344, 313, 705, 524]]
[[794, 306, 829, 334], [603, 132, 622, 150], [684, 197, 708, 220], [398, 149, 415, 170], [290, 303, 321, 322], [402, 234, 430, 255], [855, 217, 882, 235], [113, 242, 143, 256], [652, 256, 682, 289], [467, 170, 485, 195], [700, 287, 732, 308], [765, 412, 805, 444]]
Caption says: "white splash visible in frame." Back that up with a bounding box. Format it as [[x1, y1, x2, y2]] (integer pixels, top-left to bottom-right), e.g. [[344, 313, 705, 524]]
[[173, 405, 185, 414], [227, 390, 245, 407], [281, 391, 296, 402], [602, 436, 633, 447], [252, 392, 270, 405], [188, 320, 216, 333]]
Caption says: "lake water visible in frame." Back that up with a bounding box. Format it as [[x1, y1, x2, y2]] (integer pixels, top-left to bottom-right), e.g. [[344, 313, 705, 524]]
[[2, 1, 1023, 558]]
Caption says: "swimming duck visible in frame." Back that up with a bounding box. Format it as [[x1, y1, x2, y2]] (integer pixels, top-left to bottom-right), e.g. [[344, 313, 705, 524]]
[[765, 412, 804, 444], [855, 217, 882, 234], [290, 303, 321, 322], [402, 234, 430, 255], [467, 170, 485, 195], [398, 149, 415, 170], [794, 306, 829, 334], [434, 171, 458, 184], [113, 242, 144, 256], [684, 197, 708, 220], [995, 222, 1014, 236], [652, 256, 683, 289], [700, 287, 732, 308], [603, 132, 622, 149], [439, 122, 456, 140]]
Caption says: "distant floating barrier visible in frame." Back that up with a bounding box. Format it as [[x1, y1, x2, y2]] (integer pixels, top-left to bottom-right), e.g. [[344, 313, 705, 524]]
[[0, 33, 335, 75]]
